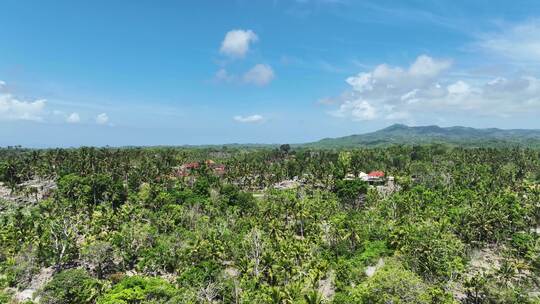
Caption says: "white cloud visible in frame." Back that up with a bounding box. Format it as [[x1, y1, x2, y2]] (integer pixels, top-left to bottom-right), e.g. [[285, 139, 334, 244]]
[[327, 54, 540, 122], [477, 20, 540, 63], [96, 113, 109, 125], [409, 55, 452, 77], [220, 29, 258, 58], [216, 30, 273, 86], [0, 80, 91, 124], [66, 112, 80, 123], [214, 64, 275, 86], [233, 114, 264, 123], [331, 99, 377, 121], [0, 82, 47, 121], [400, 89, 419, 102], [345, 54, 451, 94], [447, 80, 471, 95], [215, 68, 235, 83], [243, 64, 275, 86]]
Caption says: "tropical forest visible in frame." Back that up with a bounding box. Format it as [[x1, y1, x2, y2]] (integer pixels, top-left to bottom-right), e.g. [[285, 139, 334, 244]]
[[1, 142, 539, 303], [3, 1, 540, 303]]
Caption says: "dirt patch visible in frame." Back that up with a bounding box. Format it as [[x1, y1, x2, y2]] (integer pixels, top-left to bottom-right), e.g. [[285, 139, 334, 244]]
[[467, 245, 504, 275], [318, 270, 335, 301], [13, 267, 55, 303], [365, 258, 385, 278]]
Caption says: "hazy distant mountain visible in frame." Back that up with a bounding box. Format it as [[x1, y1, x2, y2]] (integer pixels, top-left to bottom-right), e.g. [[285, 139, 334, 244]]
[[308, 124, 540, 148]]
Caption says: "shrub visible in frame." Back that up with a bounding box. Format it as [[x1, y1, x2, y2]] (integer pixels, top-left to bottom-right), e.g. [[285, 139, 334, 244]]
[[333, 179, 367, 207], [97, 276, 180, 304], [39, 268, 103, 304], [392, 221, 465, 282], [351, 259, 432, 304]]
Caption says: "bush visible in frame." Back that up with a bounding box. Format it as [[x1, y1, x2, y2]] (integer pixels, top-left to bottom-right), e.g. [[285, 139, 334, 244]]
[[351, 259, 433, 304], [177, 260, 221, 288], [3, 248, 39, 289], [333, 179, 367, 207], [0, 289, 14, 303], [392, 221, 465, 282], [220, 184, 255, 211], [39, 268, 103, 304], [97, 276, 180, 304], [511, 232, 537, 257], [334, 241, 390, 291], [81, 241, 116, 279]]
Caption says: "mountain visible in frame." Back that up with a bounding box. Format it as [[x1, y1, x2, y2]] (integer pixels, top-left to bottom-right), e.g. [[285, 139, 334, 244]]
[[307, 124, 540, 148]]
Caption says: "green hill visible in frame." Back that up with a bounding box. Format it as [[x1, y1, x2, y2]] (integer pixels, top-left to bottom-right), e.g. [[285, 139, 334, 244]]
[[308, 124, 540, 148]]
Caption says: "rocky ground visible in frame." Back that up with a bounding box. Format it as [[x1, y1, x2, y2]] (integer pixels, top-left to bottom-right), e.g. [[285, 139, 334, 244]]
[[11, 267, 55, 303], [0, 179, 56, 206]]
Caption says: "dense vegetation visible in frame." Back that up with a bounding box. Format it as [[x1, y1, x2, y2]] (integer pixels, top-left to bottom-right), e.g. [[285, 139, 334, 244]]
[[311, 124, 540, 148], [0, 145, 539, 303]]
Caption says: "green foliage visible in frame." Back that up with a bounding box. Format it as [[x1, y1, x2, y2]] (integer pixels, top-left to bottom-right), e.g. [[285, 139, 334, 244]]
[[176, 260, 221, 288], [193, 177, 211, 197], [350, 259, 433, 304], [220, 184, 256, 211], [81, 240, 116, 279], [310, 124, 540, 148], [97, 276, 180, 304], [1, 145, 540, 303], [0, 289, 13, 303], [39, 269, 103, 304], [392, 221, 465, 282], [333, 179, 367, 206], [279, 144, 291, 154], [334, 240, 390, 290], [3, 247, 39, 288], [511, 232, 538, 257]]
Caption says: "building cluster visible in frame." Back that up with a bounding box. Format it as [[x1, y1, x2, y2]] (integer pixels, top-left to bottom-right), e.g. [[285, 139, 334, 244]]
[[173, 160, 226, 177], [273, 176, 303, 190], [345, 170, 387, 184], [345, 170, 399, 196]]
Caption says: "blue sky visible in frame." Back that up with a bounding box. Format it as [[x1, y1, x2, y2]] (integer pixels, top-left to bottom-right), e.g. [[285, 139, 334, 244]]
[[2, 0, 540, 147]]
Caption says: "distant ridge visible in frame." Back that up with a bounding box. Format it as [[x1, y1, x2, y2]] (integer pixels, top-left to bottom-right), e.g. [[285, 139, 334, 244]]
[[307, 124, 540, 148]]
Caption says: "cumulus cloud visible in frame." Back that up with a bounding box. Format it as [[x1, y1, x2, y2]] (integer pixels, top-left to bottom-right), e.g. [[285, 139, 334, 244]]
[[220, 29, 258, 58], [243, 64, 274, 86], [345, 55, 451, 93], [215, 30, 275, 86], [326, 54, 540, 122], [233, 114, 264, 123], [66, 112, 80, 123], [0, 81, 47, 121], [331, 99, 377, 121], [96, 113, 109, 125], [409, 55, 452, 77]]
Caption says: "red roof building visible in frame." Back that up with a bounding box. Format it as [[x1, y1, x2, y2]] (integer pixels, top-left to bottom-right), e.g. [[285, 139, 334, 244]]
[[183, 162, 200, 169], [213, 164, 226, 175], [174, 160, 227, 178], [368, 171, 385, 178]]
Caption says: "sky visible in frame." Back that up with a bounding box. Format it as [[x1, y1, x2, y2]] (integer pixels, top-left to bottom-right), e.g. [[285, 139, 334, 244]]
[[3, 0, 540, 147]]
